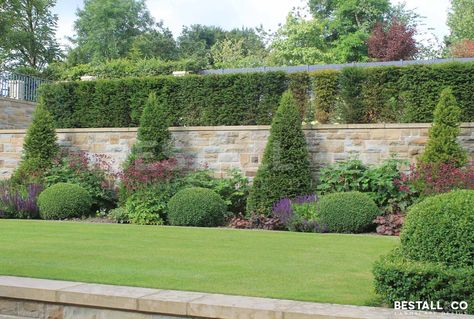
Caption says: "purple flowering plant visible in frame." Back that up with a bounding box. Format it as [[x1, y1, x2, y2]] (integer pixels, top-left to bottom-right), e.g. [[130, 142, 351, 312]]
[[0, 182, 43, 219], [272, 194, 327, 233]]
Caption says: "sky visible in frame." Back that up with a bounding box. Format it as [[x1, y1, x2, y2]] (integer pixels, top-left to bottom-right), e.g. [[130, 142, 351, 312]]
[[52, 0, 451, 48]]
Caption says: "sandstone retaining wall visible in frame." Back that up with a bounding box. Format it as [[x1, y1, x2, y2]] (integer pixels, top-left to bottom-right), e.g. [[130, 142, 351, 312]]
[[0, 97, 36, 129], [0, 124, 473, 179]]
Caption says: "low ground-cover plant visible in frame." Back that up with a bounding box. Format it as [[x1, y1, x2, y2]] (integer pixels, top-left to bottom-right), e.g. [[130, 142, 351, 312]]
[[0, 181, 42, 219], [373, 190, 474, 314], [38, 183, 92, 220], [318, 191, 380, 233], [168, 187, 227, 227]]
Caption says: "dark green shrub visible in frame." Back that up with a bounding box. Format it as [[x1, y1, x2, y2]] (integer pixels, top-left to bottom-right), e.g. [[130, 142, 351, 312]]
[[39, 62, 474, 128], [419, 88, 468, 167], [312, 70, 339, 123], [168, 187, 227, 227], [38, 183, 92, 220], [373, 190, 474, 313], [318, 191, 380, 233], [13, 101, 59, 183], [246, 91, 312, 215], [400, 190, 474, 268], [131, 92, 172, 162], [373, 250, 474, 314]]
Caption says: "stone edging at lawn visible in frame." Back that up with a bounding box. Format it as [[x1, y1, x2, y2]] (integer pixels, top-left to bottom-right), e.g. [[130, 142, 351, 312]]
[[0, 276, 472, 319]]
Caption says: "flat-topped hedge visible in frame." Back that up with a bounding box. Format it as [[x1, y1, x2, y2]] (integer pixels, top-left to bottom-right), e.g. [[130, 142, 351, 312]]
[[40, 62, 474, 128]]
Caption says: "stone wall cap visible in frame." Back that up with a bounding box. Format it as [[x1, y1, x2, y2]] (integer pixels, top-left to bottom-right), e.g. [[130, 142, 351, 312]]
[[0, 97, 37, 106], [0, 123, 473, 134], [0, 276, 471, 319]]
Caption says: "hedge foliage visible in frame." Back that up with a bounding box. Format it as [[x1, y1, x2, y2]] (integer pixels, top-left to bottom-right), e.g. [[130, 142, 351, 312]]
[[40, 62, 474, 128], [373, 250, 474, 314], [168, 187, 227, 227], [38, 183, 92, 220], [318, 191, 380, 233], [400, 190, 474, 268]]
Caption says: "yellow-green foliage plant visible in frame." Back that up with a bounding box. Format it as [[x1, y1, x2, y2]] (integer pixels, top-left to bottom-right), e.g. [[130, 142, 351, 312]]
[[419, 87, 467, 167]]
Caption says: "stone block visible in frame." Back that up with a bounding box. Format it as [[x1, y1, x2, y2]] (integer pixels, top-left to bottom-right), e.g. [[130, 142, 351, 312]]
[[58, 283, 158, 311], [0, 298, 18, 316], [187, 294, 295, 319], [0, 276, 79, 303], [45, 304, 64, 319], [18, 301, 45, 318], [218, 153, 239, 163], [138, 290, 206, 315]]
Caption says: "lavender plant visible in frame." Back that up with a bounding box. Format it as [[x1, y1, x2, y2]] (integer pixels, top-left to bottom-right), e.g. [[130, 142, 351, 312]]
[[0, 182, 43, 219], [272, 194, 327, 233]]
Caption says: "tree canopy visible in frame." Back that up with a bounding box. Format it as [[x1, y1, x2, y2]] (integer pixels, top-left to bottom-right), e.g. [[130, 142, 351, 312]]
[[0, 0, 61, 70]]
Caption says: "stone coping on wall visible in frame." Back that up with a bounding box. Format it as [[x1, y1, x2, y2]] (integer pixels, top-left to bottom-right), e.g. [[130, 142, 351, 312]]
[[0, 123, 472, 135], [0, 96, 37, 106], [0, 276, 471, 319]]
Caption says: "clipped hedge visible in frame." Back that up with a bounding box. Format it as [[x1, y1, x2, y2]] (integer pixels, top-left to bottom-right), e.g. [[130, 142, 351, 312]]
[[373, 250, 474, 314], [318, 191, 380, 233], [400, 190, 474, 268], [168, 187, 227, 227], [38, 183, 92, 220], [40, 62, 474, 128]]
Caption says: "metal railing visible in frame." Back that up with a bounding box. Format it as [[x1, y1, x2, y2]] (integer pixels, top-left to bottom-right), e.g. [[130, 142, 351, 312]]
[[0, 71, 48, 102], [200, 57, 474, 75]]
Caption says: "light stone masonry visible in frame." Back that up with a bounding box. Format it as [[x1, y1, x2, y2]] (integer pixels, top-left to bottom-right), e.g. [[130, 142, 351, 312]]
[[0, 276, 472, 319], [0, 97, 36, 129], [0, 124, 473, 179]]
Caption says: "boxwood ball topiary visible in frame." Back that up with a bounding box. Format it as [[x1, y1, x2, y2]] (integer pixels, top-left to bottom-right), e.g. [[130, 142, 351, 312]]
[[400, 190, 474, 267], [168, 187, 227, 227], [318, 191, 379, 233], [38, 183, 92, 220]]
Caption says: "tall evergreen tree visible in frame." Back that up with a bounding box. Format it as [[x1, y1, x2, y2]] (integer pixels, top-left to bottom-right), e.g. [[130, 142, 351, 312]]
[[420, 88, 467, 167], [132, 92, 171, 162], [247, 91, 313, 215]]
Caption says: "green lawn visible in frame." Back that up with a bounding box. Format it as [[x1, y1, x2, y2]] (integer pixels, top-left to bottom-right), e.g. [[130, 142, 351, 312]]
[[0, 220, 398, 306]]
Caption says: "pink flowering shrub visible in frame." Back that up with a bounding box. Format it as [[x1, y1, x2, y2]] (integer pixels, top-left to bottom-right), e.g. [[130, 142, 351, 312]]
[[396, 162, 474, 198]]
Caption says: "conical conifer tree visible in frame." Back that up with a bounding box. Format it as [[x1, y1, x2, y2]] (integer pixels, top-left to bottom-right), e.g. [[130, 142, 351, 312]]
[[247, 91, 313, 215], [420, 88, 467, 167]]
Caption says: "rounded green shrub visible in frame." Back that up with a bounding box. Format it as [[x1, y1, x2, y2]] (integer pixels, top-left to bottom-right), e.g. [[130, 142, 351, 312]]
[[38, 183, 92, 220], [318, 191, 379, 233], [400, 190, 474, 267], [168, 187, 226, 227], [373, 249, 474, 314]]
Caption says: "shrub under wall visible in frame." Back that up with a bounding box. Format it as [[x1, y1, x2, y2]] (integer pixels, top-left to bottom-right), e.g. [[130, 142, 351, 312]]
[[40, 62, 474, 128]]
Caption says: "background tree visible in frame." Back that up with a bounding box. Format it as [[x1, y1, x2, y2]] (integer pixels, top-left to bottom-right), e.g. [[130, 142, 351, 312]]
[[246, 91, 313, 215], [69, 0, 160, 63], [269, 12, 333, 65], [368, 18, 417, 61], [129, 22, 178, 61], [177, 24, 225, 62], [447, 0, 474, 42], [0, 0, 61, 71], [420, 88, 467, 167], [450, 39, 474, 57]]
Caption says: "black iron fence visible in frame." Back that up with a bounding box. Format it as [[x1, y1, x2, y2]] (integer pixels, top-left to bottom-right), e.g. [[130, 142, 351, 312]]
[[0, 71, 48, 102]]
